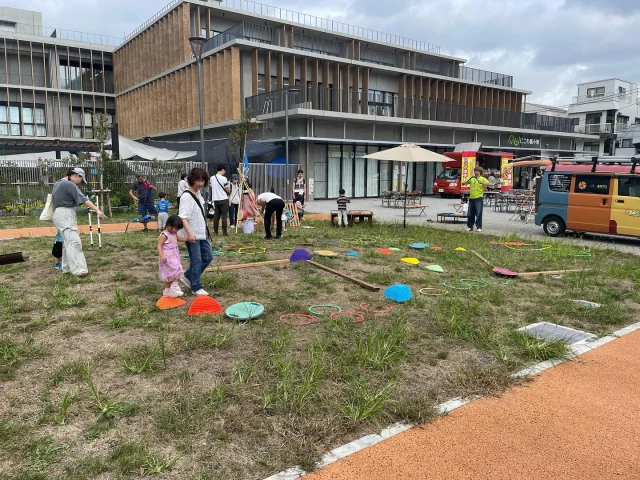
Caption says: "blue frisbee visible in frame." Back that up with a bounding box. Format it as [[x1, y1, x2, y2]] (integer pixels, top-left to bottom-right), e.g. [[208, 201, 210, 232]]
[[409, 242, 429, 249]]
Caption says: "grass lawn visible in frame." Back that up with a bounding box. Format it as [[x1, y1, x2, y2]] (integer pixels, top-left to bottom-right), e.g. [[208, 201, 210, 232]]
[[0, 210, 136, 229], [1, 220, 639, 479]]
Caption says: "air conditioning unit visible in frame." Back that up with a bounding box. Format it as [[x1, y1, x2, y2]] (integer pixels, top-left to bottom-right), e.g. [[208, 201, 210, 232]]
[[369, 106, 377, 115]]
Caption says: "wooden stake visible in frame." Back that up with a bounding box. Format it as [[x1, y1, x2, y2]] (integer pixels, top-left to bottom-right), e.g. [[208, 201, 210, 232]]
[[517, 269, 590, 278], [206, 259, 290, 272], [306, 260, 381, 292], [470, 250, 492, 267]]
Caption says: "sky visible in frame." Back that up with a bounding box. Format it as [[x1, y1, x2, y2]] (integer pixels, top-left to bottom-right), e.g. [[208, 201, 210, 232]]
[[5, 0, 640, 108]]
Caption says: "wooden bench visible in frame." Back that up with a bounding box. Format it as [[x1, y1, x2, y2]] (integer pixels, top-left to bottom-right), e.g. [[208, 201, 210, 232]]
[[405, 204, 428, 216], [331, 210, 374, 227], [437, 213, 468, 224]]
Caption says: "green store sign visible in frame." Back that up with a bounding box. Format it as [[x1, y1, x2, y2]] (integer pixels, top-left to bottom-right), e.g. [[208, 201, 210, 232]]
[[507, 135, 541, 147]]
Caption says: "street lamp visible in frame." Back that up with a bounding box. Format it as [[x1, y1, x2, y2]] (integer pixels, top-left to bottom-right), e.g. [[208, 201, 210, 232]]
[[189, 36, 206, 175], [284, 87, 300, 200]]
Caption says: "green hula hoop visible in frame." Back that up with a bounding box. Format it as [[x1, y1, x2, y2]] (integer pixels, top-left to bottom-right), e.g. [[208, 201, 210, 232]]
[[309, 304, 342, 315], [443, 281, 472, 290]]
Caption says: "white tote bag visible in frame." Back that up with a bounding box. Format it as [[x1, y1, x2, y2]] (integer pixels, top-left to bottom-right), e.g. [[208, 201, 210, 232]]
[[40, 194, 54, 221]]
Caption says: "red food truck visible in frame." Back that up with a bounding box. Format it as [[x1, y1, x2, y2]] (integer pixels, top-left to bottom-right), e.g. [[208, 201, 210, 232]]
[[433, 150, 514, 197]]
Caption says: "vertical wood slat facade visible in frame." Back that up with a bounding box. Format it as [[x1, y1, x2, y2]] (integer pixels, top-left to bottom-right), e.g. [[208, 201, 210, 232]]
[[118, 46, 242, 138], [113, 2, 192, 94]]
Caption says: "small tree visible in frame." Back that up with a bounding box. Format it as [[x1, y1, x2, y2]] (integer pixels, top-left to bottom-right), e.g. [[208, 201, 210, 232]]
[[92, 113, 112, 161], [228, 108, 259, 162]]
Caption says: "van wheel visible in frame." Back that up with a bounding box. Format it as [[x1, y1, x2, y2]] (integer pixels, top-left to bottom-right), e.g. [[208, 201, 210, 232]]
[[543, 216, 566, 237]]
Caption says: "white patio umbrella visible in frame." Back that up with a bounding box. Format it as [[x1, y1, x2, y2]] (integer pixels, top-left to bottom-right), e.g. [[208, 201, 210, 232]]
[[364, 144, 450, 228]]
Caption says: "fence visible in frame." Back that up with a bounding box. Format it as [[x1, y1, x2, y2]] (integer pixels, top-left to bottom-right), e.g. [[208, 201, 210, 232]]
[[0, 159, 200, 212], [0, 160, 300, 214]]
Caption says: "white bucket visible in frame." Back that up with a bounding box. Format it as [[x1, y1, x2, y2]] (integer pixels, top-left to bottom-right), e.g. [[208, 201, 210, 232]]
[[243, 218, 255, 234]]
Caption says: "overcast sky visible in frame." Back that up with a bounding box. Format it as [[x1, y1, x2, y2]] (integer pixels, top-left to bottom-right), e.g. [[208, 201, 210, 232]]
[[5, 0, 639, 108]]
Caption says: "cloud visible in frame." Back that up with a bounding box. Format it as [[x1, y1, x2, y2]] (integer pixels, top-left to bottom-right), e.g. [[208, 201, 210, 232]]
[[2, 0, 639, 107]]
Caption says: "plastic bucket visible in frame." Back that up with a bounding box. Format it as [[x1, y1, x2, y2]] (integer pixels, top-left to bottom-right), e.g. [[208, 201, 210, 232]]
[[243, 218, 255, 234]]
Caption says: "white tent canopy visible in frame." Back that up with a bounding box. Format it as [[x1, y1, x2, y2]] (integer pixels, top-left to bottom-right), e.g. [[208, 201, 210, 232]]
[[107, 136, 197, 161]]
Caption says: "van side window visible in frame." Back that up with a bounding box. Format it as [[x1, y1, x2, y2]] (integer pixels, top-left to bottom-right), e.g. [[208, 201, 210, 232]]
[[574, 175, 610, 195], [618, 177, 640, 198], [548, 173, 571, 192]]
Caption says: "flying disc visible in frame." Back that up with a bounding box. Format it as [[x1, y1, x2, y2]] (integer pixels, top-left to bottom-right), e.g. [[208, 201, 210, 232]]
[[314, 250, 337, 257], [409, 242, 428, 249], [345, 251, 358, 257], [401, 257, 420, 265], [376, 248, 392, 255], [426, 265, 444, 273], [225, 302, 264, 320]]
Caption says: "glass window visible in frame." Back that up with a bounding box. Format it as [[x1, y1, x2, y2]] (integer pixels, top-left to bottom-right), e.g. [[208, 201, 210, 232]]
[[35, 108, 45, 123], [367, 154, 379, 197], [574, 175, 610, 195], [354, 146, 366, 197], [437, 168, 461, 180], [23, 124, 34, 136], [84, 111, 93, 127], [622, 139, 632, 148], [10, 124, 20, 136], [36, 125, 47, 137], [0, 124, 8, 135], [0, 105, 6, 122], [586, 87, 605, 98], [617, 177, 640, 198], [342, 145, 354, 197], [548, 173, 571, 192], [23, 107, 33, 124], [9, 106, 19, 123], [328, 145, 341, 198]]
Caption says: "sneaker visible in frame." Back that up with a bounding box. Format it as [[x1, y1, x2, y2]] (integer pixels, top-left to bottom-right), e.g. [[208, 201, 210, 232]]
[[171, 283, 185, 297], [466, 227, 472, 232], [264, 236, 273, 240], [143, 227, 149, 232], [54, 263, 62, 271], [179, 275, 191, 290], [194, 289, 209, 296], [223, 232, 229, 237], [275, 235, 281, 239], [476, 228, 482, 232], [163, 288, 179, 298]]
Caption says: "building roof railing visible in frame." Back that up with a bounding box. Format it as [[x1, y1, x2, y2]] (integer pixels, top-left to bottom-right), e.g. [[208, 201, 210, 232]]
[[2, 22, 121, 47], [123, 0, 443, 54], [220, 0, 442, 54]]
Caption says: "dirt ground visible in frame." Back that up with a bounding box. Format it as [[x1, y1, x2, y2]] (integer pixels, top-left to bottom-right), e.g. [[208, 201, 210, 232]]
[[1, 221, 639, 479]]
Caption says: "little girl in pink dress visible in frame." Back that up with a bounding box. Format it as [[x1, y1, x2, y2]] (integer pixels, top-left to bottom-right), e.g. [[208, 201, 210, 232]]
[[157, 215, 187, 298]]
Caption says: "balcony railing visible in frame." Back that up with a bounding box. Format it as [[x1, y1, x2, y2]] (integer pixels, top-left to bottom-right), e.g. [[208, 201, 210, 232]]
[[0, 72, 114, 93], [205, 21, 514, 88], [1, 21, 121, 46], [571, 94, 631, 105], [0, 123, 103, 140], [246, 87, 577, 134], [575, 123, 612, 134]]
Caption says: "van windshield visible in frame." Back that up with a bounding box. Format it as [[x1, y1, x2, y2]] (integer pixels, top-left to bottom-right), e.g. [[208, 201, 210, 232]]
[[438, 169, 460, 180]]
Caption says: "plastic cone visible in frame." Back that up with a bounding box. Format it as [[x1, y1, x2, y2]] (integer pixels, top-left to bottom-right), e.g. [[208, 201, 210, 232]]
[[156, 297, 187, 310], [188, 296, 223, 316], [426, 265, 445, 273], [376, 248, 392, 255], [290, 248, 312, 262]]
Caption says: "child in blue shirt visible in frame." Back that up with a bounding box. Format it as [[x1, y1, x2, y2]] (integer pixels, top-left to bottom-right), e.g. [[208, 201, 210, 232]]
[[156, 192, 171, 233]]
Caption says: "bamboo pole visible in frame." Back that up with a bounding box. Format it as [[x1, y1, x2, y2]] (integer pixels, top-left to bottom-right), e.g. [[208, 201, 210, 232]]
[[206, 259, 289, 272]]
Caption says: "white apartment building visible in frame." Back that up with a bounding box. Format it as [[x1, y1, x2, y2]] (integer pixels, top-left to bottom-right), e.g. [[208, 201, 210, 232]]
[[568, 78, 640, 155]]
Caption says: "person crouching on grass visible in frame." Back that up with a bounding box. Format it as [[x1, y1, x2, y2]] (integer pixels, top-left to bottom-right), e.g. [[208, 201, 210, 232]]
[[256, 190, 284, 239], [157, 215, 187, 298]]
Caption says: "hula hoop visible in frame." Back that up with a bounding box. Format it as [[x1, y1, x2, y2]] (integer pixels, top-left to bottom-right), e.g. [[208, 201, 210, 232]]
[[443, 281, 472, 290], [329, 311, 365, 324], [359, 303, 393, 314], [460, 278, 489, 288], [279, 313, 317, 326], [309, 304, 342, 315], [419, 288, 449, 296], [238, 246, 266, 255], [211, 246, 222, 255]]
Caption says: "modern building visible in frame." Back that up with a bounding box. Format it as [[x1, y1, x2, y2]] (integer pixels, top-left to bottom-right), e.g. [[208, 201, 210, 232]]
[[112, 0, 600, 199], [524, 103, 568, 119], [567, 78, 640, 156], [0, 1, 601, 198], [0, 6, 118, 157]]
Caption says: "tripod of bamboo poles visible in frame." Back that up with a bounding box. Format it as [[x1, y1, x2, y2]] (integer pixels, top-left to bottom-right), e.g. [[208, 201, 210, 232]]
[[234, 134, 262, 233]]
